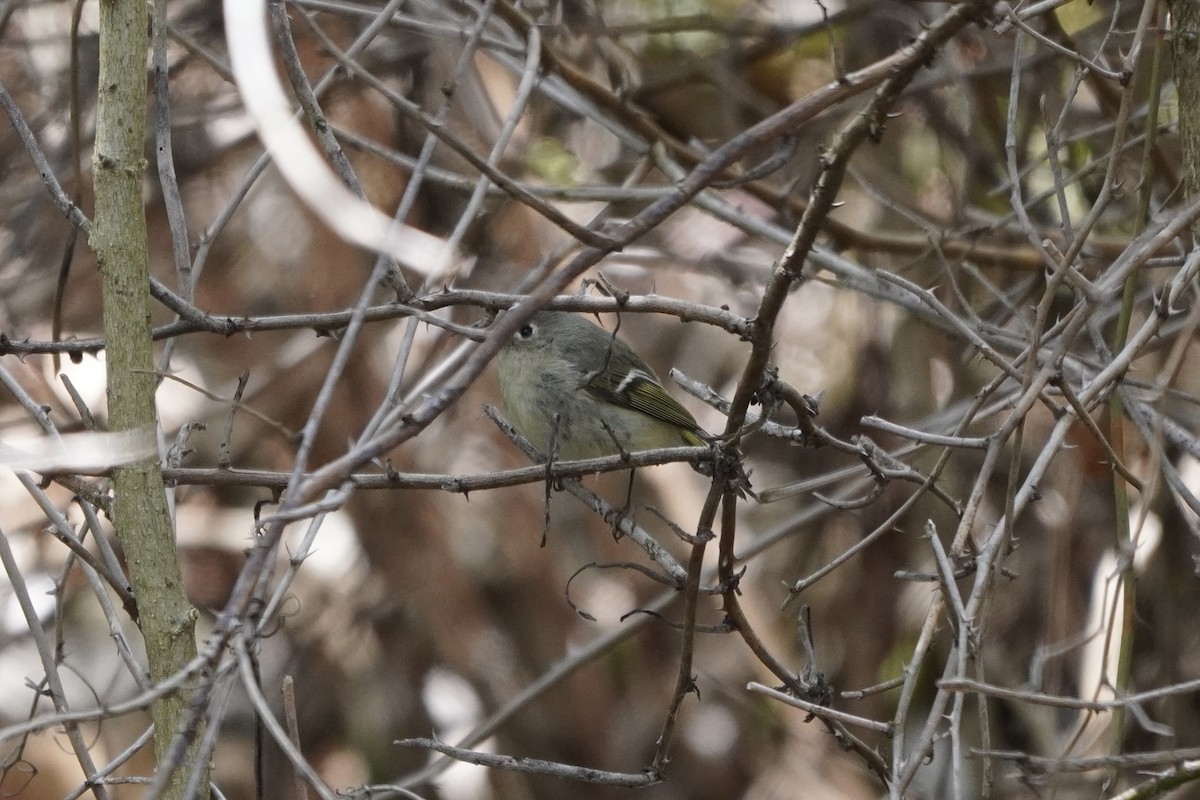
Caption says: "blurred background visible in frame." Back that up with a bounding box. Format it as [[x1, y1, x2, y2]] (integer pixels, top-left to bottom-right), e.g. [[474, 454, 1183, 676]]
[[1, 0, 1199, 798]]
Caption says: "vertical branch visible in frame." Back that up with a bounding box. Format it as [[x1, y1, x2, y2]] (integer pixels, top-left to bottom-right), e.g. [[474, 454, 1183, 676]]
[[1175, 0, 1200, 213], [1104, 0, 1167, 772], [90, 0, 207, 797]]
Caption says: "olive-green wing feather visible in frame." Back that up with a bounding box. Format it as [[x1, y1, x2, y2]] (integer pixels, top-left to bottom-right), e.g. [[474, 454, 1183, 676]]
[[585, 368, 705, 445]]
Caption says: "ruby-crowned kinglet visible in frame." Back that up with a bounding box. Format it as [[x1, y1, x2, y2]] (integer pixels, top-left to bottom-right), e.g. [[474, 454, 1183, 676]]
[[497, 311, 706, 459]]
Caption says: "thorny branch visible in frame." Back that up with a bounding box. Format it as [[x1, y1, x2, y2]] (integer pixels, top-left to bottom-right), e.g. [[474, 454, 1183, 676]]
[[4, 1, 1200, 799]]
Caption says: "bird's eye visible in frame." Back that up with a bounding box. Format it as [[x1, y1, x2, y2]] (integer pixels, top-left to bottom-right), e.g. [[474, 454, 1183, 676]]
[[517, 323, 535, 339]]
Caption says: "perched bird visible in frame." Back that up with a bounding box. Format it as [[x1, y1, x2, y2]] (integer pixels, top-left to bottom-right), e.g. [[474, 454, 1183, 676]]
[[496, 311, 706, 460]]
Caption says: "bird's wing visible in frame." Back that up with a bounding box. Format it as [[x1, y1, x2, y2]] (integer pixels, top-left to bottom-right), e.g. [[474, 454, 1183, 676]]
[[585, 368, 704, 442]]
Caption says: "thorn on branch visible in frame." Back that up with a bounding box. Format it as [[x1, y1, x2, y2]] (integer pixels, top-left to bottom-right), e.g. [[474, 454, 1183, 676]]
[[710, 565, 746, 596], [646, 505, 712, 545]]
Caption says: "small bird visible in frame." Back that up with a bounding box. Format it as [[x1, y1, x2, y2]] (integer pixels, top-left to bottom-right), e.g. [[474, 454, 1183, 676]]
[[496, 311, 706, 460]]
